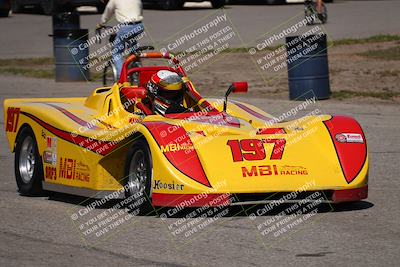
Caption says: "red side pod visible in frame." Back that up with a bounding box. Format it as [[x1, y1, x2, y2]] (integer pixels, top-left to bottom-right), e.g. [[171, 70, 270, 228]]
[[323, 116, 367, 184], [143, 122, 211, 188]]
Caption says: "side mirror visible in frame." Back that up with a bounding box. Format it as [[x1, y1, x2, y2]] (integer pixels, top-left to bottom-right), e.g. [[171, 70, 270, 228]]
[[231, 82, 248, 94], [224, 82, 248, 112]]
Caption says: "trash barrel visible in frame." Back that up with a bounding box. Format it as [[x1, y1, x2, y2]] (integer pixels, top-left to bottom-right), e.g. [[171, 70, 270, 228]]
[[53, 29, 90, 82], [286, 34, 330, 100], [51, 11, 81, 56]]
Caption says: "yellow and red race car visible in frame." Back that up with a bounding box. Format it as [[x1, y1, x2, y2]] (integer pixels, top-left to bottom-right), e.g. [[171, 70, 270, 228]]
[[4, 52, 368, 210]]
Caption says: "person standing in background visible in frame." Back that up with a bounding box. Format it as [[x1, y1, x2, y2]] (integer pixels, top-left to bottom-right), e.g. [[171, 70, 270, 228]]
[[316, 0, 323, 14], [97, 0, 144, 79]]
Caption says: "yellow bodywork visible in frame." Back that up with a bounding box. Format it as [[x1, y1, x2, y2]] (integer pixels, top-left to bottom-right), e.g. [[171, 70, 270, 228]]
[[3, 82, 368, 198]]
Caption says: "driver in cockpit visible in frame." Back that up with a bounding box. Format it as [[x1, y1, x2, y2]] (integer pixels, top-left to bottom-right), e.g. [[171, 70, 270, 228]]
[[146, 70, 188, 115]]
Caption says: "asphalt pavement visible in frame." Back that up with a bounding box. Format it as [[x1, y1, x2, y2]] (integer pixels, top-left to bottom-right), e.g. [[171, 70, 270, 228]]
[[0, 0, 399, 58], [0, 1, 399, 266], [0, 74, 399, 266]]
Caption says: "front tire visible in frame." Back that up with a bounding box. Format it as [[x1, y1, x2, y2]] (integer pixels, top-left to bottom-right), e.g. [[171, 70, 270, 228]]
[[158, 0, 183, 10], [124, 139, 153, 214], [15, 126, 44, 195]]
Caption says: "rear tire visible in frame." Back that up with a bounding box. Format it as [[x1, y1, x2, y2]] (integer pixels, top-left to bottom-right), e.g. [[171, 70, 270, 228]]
[[265, 0, 285, 4], [102, 61, 117, 86], [14, 126, 44, 196], [128, 60, 141, 86], [11, 0, 24, 13], [0, 8, 9, 17], [41, 0, 59, 15], [158, 0, 183, 10], [318, 3, 328, 24], [96, 4, 105, 13], [123, 139, 153, 214], [211, 0, 225, 8]]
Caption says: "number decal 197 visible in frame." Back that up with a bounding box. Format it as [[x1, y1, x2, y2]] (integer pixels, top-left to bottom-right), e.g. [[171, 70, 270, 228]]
[[6, 107, 20, 133], [226, 138, 286, 162]]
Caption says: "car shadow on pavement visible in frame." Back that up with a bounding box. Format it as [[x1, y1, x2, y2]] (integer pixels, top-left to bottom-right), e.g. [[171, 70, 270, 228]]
[[155, 201, 374, 218], [47, 191, 123, 209], [330, 201, 374, 212], [46, 191, 374, 218]]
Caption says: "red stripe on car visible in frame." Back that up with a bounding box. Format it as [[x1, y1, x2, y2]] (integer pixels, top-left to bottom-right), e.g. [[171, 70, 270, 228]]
[[165, 112, 240, 128], [231, 101, 274, 122], [21, 112, 117, 156], [143, 121, 211, 188], [257, 128, 286, 134], [44, 103, 101, 130]]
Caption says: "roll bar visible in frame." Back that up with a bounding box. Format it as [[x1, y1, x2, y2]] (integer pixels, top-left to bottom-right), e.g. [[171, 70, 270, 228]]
[[118, 51, 217, 113], [118, 52, 184, 83]]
